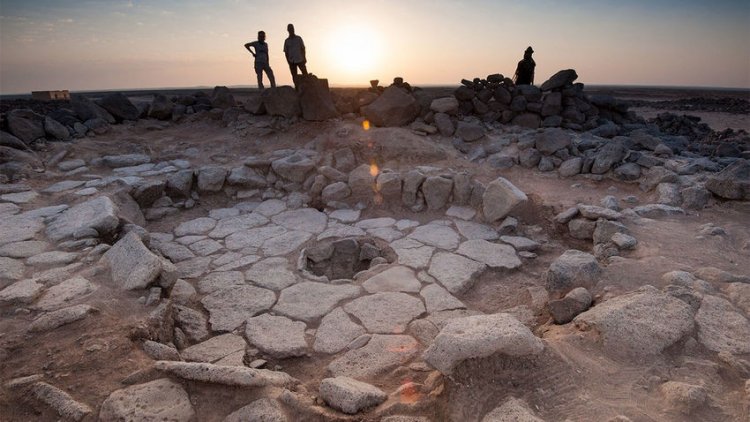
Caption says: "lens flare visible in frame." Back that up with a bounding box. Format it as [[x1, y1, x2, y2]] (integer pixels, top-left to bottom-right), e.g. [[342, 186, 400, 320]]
[[362, 120, 370, 131], [369, 163, 379, 177]]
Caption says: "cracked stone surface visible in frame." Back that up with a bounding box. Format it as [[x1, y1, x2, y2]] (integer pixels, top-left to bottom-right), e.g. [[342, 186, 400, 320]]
[[201, 285, 276, 332], [362, 266, 422, 293], [245, 314, 308, 358], [407, 224, 460, 250], [427, 252, 486, 294], [273, 282, 362, 323], [343, 292, 425, 334], [456, 239, 522, 269], [328, 334, 419, 379], [244, 257, 298, 290], [313, 307, 367, 354]]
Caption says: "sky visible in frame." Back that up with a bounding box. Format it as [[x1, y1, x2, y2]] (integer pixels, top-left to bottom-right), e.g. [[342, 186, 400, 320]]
[[0, 0, 749, 94]]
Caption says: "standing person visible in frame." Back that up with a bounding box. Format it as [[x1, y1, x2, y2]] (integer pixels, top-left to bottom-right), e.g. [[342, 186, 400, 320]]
[[244, 31, 276, 90], [283, 24, 308, 88], [513, 46, 536, 85]]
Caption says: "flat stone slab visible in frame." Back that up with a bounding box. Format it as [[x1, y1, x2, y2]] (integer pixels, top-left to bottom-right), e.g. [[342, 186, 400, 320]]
[[42, 180, 86, 193], [245, 314, 308, 358], [362, 266, 422, 293], [343, 292, 425, 334], [390, 239, 435, 269], [0, 257, 25, 281], [196, 271, 244, 294], [329, 209, 360, 223], [189, 238, 223, 256], [328, 334, 419, 379], [0, 279, 43, 305], [1, 191, 38, 204], [176, 257, 212, 279], [223, 398, 288, 422], [695, 295, 750, 355], [420, 284, 465, 313], [34, 276, 97, 311], [456, 239, 521, 269], [174, 217, 217, 237], [201, 285, 276, 332], [273, 282, 362, 323], [153, 241, 195, 262], [181, 333, 247, 363], [154, 361, 297, 388], [407, 224, 460, 250], [318, 224, 366, 241], [423, 313, 544, 375], [427, 252, 486, 294], [99, 378, 194, 422], [272, 208, 328, 234], [0, 215, 44, 247], [245, 257, 298, 290], [313, 307, 367, 354], [445, 205, 476, 221], [261, 230, 312, 256], [574, 286, 694, 358], [26, 251, 78, 267], [355, 218, 396, 230], [45, 196, 119, 242], [253, 199, 287, 217], [225, 225, 287, 250], [209, 213, 269, 239], [577, 204, 623, 220], [28, 304, 97, 332], [367, 227, 403, 242], [499, 236, 540, 252], [101, 232, 163, 290], [320, 376, 387, 415]]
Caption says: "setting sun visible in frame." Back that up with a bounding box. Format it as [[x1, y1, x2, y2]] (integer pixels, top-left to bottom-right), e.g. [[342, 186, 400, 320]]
[[323, 25, 382, 83]]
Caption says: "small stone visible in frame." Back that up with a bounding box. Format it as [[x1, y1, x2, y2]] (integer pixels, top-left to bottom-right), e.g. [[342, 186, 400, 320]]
[[548, 287, 593, 324], [319, 376, 387, 414]]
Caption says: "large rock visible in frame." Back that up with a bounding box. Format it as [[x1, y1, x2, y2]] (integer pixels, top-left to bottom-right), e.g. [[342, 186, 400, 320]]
[[695, 295, 750, 355], [7, 109, 45, 144], [154, 361, 298, 387], [427, 252, 486, 294], [100, 233, 165, 290], [0, 131, 31, 151], [548, 287, 592, 324], [430, 97, 459, 114], [44, 116, 71, 141], [482, 177, 528, 222], [100, 378, 194, 421], [272, 153, 316, 183], [148, 94, 175, 120], [319, 377, 387, 414], [98, 92, 140, 122], [545, 249, 601, 294], [298, 75, 338, 121], [423, 313, 544, 375], [197, 166, 227, 192], [45, 196, 119, 242], [511, 113, 541, 129], [71, 96, 115, 123], [245, 313, 308, 358], [328, 334, 419, 379], [201, 285, 276, 332], [591, 141, 628, 174], [574, 286, 694, 358], [343, 292, 425, 334], [535, 128, 571, 155], [705, 159, 750, 200], [455, 122, 485, 142], [263, 86, 302, 118], [422, 176, 453, 210], [540, 69, 578, 91], [361, 86, 419, 127]]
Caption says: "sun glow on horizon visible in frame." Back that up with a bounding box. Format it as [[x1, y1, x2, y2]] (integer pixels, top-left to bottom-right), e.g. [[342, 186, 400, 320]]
[[322, 24, 382, 83]]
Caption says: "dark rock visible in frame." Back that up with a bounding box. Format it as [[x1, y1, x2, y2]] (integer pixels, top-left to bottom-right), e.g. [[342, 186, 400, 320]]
[[148, 95, 175, 120], [455, 122, 484, 142], [262, 86, 301, 118], [493, 86, 512, 105], [299, 75, 338, 121], [535, 128, 572, 155], [516, 85, 542, 102], [7, 109, 45, 143], [540, 69, 578, 91], [511, 113, 541, 129], [43, 117, 71, 141], [71, 96, 115, 123], [361, 86, 419, 127], [519, 148, 541, 168], [591, 141, 627, 174], [705, 159, 750, 200], [0, 131, 32, 151], [211, 86, 236, 109], [98, 93, 140, 122], [613, 163, 641, 181], [541, 92, 563, 116], [548, 287, 592, 324], [434, 113, 454, 137], [510, 96, 527, 112], [454, 86, 475, 101]]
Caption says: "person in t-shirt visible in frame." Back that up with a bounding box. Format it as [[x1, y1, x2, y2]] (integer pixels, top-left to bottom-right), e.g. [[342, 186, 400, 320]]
[[514, 46, 536, 85], [244, 30, 276, 90], [283, 24, 308, 88]]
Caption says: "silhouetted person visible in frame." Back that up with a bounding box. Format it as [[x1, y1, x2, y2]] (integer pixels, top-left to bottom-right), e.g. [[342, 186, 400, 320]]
[[284, 24, 308, 88], [244, 31, 276, 90], [514, 46, 536, 85]]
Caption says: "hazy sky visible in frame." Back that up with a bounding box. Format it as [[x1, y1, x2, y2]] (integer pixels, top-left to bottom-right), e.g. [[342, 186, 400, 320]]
[[1, 0, 749, 94]]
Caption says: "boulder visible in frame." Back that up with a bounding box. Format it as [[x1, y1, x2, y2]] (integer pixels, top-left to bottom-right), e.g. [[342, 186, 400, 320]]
[[423, 313, 544, 375], [44, 116, 71, 141], [705, 159, 750, 200], [272, 153, 315, 183], [548, 287, 592, 324], [166, 170, 194, 198], [422, 176, 453, 210], [540, 69, 578, 91], [573, 286, 694, 358], [430, 97, 459, 114], [482, 177, 528, 222], [319, 377, 387, 414], [695, 295, 750, 355], [541, 92, 563, 117], [558, 157, 582, 177], [99, 378, 194, 421], [7, 109, 45, 143], [45, 196, 119, 242], [262, 86, 301, 118], [361, 86, 419, 127], [211, 86, 236, 109], [70, 96, 115, 123], [545, 249, 601, 293], [98, 92, 140, 122], [434, 112, 455, 136], [455, 121, 484, 142], [197, 166, 227, 192], [0, 131, 31, 151], [299, 75, 338, 121], [100, 232, 165, 290], [592, 141, 627, 174], [348, 164, 376, 198], [148, 94, 175, 120]]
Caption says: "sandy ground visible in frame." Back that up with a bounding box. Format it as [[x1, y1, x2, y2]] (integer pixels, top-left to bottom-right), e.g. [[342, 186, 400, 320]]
[[1, 86, 749, 421]]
